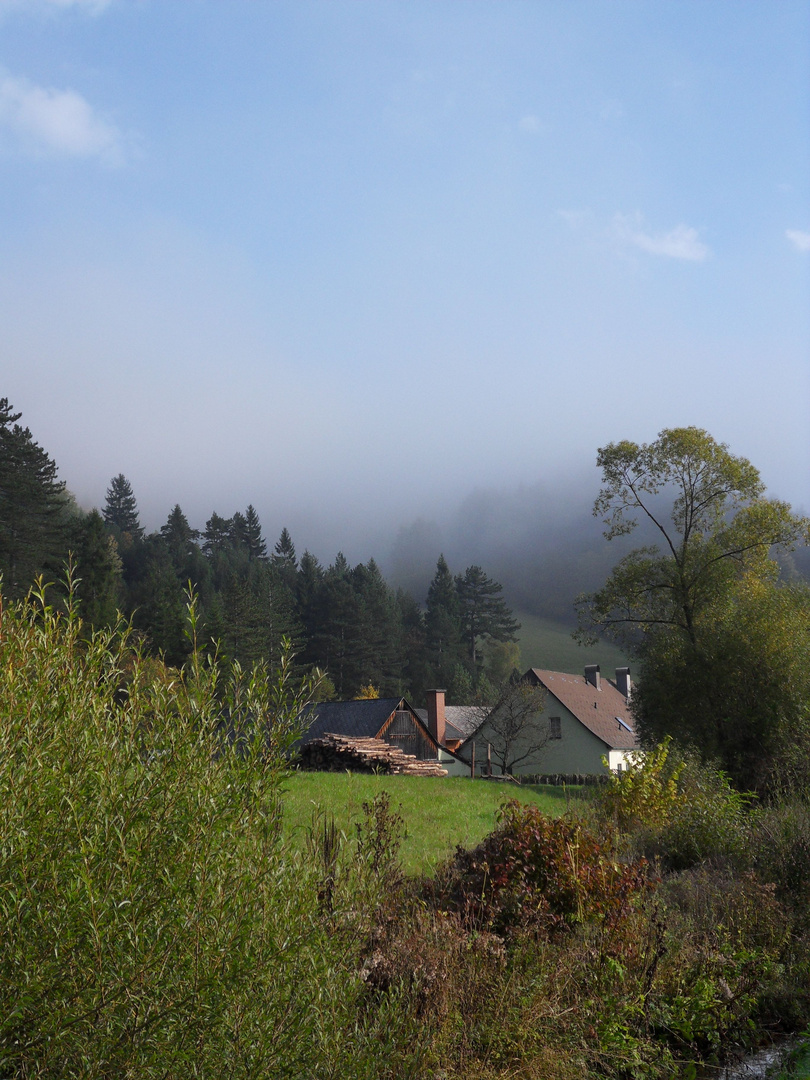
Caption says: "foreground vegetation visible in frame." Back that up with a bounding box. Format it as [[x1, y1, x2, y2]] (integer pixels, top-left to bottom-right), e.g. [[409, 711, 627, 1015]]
[[3, 583, 810, 1079]]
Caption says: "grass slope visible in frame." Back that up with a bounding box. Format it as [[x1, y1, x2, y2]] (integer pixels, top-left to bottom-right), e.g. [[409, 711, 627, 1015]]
[[514, 609, 630, 675], [282, 772, 579, 876]]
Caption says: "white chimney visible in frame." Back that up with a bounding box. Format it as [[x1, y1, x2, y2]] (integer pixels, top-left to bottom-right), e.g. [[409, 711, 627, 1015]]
[[615, 667, 632, 701]]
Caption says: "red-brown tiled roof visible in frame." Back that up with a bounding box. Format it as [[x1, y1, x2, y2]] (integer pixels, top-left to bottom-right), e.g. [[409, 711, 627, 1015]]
[[526, 669, 638, 750]]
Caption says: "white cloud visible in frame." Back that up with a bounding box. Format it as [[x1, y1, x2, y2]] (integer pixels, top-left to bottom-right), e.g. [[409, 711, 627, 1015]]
[[0, 72, 125, 164], [786, 229, 810, 253], [613, 213, 709, 261]]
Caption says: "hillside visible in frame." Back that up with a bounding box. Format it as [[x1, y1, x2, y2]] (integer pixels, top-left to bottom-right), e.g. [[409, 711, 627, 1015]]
[[514, 610, 629, 676]]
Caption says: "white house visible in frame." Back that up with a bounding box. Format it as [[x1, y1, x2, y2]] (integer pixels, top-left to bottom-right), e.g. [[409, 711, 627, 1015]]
[[453, 665, 639, 777]]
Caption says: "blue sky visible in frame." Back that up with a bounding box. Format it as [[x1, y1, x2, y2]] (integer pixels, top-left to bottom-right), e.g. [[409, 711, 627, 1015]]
[[2, 0, 808, 558]]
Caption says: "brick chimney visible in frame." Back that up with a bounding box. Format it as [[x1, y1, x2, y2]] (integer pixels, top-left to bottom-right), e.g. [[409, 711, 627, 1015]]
[[584, 664, 601, 691], [425, 689, 446, 746], [615, 666, 632, 701]]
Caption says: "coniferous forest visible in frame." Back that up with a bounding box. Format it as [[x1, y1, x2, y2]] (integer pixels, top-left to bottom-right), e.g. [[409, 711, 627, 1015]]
[[0, 398, 519, 703]]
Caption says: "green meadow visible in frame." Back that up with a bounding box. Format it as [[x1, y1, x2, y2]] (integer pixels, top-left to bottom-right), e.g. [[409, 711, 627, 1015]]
[[281, 771, 579, 875]]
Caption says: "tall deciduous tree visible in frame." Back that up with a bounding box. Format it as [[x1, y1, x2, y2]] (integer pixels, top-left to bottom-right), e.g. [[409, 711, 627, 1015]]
[[0, 399, 69, 596], [576, 427, 810, 792], [576, 427, 808, 649]]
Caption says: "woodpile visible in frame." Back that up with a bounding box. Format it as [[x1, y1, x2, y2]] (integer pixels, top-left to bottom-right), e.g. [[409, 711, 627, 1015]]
[[298, 733, 448, 777]]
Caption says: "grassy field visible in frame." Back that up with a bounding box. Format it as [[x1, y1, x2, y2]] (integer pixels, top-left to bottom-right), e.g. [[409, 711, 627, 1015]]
[[514, 609, 629, 675], [281, 771, 581, 876]]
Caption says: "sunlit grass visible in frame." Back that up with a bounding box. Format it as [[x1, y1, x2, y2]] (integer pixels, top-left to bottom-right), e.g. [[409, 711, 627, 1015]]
[[281, 771, 581, 876]]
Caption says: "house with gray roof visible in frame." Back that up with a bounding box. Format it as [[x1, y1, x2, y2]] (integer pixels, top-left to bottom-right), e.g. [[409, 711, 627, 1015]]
[[298, 696, 444, 764]]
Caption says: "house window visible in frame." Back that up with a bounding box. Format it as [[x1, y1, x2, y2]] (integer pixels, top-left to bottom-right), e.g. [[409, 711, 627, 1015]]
[[549, 717, 561, 740]]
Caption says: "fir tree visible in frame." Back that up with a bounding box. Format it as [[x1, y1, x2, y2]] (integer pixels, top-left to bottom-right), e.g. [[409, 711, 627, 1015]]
[[455, 565, 520, 671], [242, 505, 267, 561], [160, 505, 199, 563], [0, 398, 69, 596], [73, 509, 123, 628], [296, 549, 325, 667], [424, 555, 465, 691], [203, 512, 233, 557], [103, 475, 143, 541], [271, 527, 297, 590]]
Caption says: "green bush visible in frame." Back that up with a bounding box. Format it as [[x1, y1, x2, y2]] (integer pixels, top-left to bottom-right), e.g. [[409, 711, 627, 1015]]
[[0, 581, 417, 1078], [598, 739, 753, 871]]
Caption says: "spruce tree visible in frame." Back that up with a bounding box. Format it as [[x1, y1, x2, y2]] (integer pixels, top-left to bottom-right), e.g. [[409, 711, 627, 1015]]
[[351, 559, 402, 696], [242, 505, 267, 562], [103, 475, 143, 540], [0, 399, 69, 596], [202, 512, 232, 557], [73, 509, 123, 628], [316, 553, 359, 697], [271, 528, 297, 590], [455, 565, 520, 671], [424, 555, 465, 691], [296, 550, 324, 668], [160, 505, 199, 563]]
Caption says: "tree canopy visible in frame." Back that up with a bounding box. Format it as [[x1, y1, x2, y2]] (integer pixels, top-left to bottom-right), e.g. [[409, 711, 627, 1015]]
[[577, 427, 810, 792]]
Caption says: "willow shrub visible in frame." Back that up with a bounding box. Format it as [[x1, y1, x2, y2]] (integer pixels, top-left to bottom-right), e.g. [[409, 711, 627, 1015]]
[[0, 581, 415, 1079]]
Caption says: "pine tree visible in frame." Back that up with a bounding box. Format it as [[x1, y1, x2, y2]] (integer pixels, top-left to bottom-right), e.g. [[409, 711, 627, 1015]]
[[103, 475, 143, 541], [296, 549, 325, 668], [455, 565, 520, 671], [73, 509, 123, 628], [202, 512, 232, 557], [397, 589, 428, 701], [242, 505, 267, 562], [351, 559, 402, 696], [0, 399, 69, 596], [271, 528, 297, 590], [424, 555, 465, 690], [160, 505, 199, 563]]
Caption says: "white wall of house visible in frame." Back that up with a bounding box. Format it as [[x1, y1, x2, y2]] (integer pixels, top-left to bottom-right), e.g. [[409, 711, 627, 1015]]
[[606, 748, 638, 772]]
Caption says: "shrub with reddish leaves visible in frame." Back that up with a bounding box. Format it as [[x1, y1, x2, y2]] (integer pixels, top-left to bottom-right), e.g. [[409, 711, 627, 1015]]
[[435, 800, 653, 937]]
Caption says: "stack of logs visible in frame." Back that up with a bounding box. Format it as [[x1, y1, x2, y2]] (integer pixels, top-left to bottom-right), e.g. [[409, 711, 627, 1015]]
[[298, 733, 448, 777]]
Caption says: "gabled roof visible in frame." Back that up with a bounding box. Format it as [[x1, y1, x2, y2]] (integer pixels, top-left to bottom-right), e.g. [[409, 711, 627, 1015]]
[[300, 697, 441, 751], [300, 698, 404, 745], [525, 668, 638, 750]]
